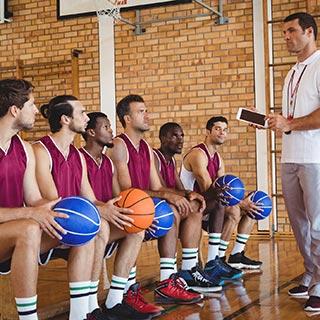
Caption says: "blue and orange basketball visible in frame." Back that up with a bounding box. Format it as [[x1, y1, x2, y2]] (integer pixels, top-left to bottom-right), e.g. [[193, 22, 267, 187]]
[[115, 188, 155, 233], [214, 174, 245, 206], [53, 196, 101, 246], [249, 190, 272, 220], [145, 198, 174, 240]]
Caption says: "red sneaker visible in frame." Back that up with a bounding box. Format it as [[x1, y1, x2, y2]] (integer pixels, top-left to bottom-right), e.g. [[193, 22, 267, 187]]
[[154, 274, 203, 304], [124, 283, 164, 318]]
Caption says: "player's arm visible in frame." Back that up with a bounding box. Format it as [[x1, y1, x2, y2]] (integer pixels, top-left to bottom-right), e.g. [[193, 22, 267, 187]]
[[108, 137, 132, 190], [148, 151, 192, 216], [12, 141, 67, 239], [33, 142, 60, 200], [0, 150, 62, 236], [187, 149, 212, 192], [153, 150, 169, 188], [79, 152, 133, 230], [112, 167, 121, 197]]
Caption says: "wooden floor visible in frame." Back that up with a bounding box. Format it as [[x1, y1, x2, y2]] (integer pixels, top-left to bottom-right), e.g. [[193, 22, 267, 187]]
[[51, 238, 320, 320], [2, 238, 320, 319]]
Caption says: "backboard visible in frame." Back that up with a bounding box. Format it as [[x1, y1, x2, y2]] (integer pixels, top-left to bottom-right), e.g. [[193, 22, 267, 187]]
[[57, 0, 192, 19]]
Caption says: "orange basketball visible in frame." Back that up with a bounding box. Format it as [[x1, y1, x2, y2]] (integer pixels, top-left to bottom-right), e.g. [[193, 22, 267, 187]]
[[115, 188, 155, 233]]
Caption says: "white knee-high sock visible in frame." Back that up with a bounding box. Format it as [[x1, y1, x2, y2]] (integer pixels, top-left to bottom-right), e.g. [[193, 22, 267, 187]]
[[15, 296, 38, 320], [160, 257, 176, 281], [181, 248, 198, 270], [124, 266, 136, 293], [207, 233, 221, 262], [105, 275, 128, 309], [69, 281, 91, 320], [231, 234, 250, 255], [88, 280, 100, 313], [219, 240, 230, 258]]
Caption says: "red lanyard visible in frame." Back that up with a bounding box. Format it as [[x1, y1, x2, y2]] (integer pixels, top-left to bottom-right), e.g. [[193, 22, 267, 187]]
[[286, 65, 307, 119]]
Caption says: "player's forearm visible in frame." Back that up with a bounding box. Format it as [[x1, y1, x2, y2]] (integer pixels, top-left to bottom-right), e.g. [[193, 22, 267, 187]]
[[0, 207, 34, 223]]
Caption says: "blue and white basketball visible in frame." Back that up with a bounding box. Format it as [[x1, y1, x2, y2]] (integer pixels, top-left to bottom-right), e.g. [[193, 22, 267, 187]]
[[214, 174, 245, 206], [53, 196, 101, 246], [249, 190, 272, 220], [145, 198, 174, 240]]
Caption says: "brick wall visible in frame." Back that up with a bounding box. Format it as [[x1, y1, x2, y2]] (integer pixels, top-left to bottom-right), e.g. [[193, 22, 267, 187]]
[[1, 0, 319, 234]]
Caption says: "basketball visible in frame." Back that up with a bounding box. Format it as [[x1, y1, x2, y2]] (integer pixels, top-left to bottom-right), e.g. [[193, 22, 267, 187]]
[[214, 174, 245, 206], [145, 198, 174, 240], [249, 190, 272, 220], [53, 196, 101, 246], [115, 188, 155, 233]]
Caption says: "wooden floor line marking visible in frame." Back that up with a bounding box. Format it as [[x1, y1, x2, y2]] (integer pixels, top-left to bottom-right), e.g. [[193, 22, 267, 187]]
[[223, 274, 302, 320]]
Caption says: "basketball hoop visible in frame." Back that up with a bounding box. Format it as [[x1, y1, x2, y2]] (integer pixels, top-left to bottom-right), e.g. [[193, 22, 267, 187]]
[[95, 0, 127, 22]]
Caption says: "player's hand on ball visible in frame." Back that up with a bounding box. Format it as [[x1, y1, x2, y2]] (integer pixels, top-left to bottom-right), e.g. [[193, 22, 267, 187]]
[[32, 198, 68, 240], [101, 196, 134, 230], [166, 193, 192, 217], [239, 196, 263, 217]]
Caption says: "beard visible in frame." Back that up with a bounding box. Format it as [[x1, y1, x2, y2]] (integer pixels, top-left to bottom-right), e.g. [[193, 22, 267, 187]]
[[69, 122, 86, 134]]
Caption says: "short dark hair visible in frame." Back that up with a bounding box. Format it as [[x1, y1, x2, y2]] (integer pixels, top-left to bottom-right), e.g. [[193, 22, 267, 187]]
[[40, 95, 77, 133], [284, 12, 317, 40], [159, 122, 182, 139], [82, 112, 108, 141], [116, 94, 144, 128], [0, 78, 34, 118], [206, 116, 228, 131]]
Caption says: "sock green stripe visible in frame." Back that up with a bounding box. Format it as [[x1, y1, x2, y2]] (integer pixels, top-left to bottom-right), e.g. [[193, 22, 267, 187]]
[[182, 251, 198, 255], [111, 279, 127, 285], [16, 301, 37, 307], [160, 261, 175, 266], [237, 235, 249, 240]]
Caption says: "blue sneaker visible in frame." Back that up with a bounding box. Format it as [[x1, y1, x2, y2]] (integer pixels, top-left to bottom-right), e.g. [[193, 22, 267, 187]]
[[204, 257, 243, 281], [177, 264, 223, 293]]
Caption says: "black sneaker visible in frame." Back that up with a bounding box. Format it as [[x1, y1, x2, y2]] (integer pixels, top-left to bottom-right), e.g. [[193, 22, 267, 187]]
[[218, 257, 243, 279], [106, 302, 152, 320], [177, 264, 223, 293], [228, 251, 262, 269], [86, 308, 112, 320], [288, 285, 308, 297]]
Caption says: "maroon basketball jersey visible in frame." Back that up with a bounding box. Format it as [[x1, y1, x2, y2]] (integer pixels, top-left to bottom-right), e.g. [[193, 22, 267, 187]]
[[118, 133, 151, 189], [192, 143, 220, 192], [0, 135, 27, 207], [79, 147, 113, 202], [153, 149, 176, 188], [38, 136, 82, 197]]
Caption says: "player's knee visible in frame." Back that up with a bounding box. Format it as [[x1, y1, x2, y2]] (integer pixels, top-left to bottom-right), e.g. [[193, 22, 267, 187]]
[[17, 219, 41, 247], [127, 230, 145, 243], [225, 206, 241, 223], [95, 220, 110, 244]]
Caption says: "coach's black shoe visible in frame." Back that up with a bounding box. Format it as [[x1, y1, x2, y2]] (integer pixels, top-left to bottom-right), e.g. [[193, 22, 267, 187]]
[[228, 251, 262, 269], [106, 302, 152, 320]]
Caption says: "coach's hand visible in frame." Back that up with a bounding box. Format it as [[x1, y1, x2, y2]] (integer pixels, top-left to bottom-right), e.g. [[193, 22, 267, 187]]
[[100, 196, 134, 230], [31, 198, 68, 240]]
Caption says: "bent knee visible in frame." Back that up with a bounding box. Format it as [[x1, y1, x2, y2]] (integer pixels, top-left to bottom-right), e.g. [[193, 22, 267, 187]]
[[95, 220, 110, 244], [17, 219, 42, 246], [225, 206, 241, 221]]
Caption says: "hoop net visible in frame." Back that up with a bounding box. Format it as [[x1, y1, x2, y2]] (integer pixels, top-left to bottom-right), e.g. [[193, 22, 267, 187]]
[[95, 0, 127, 22]]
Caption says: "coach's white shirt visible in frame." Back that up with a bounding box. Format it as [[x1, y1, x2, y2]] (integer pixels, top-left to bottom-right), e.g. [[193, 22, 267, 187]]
[[281, 50, 320, 163]]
